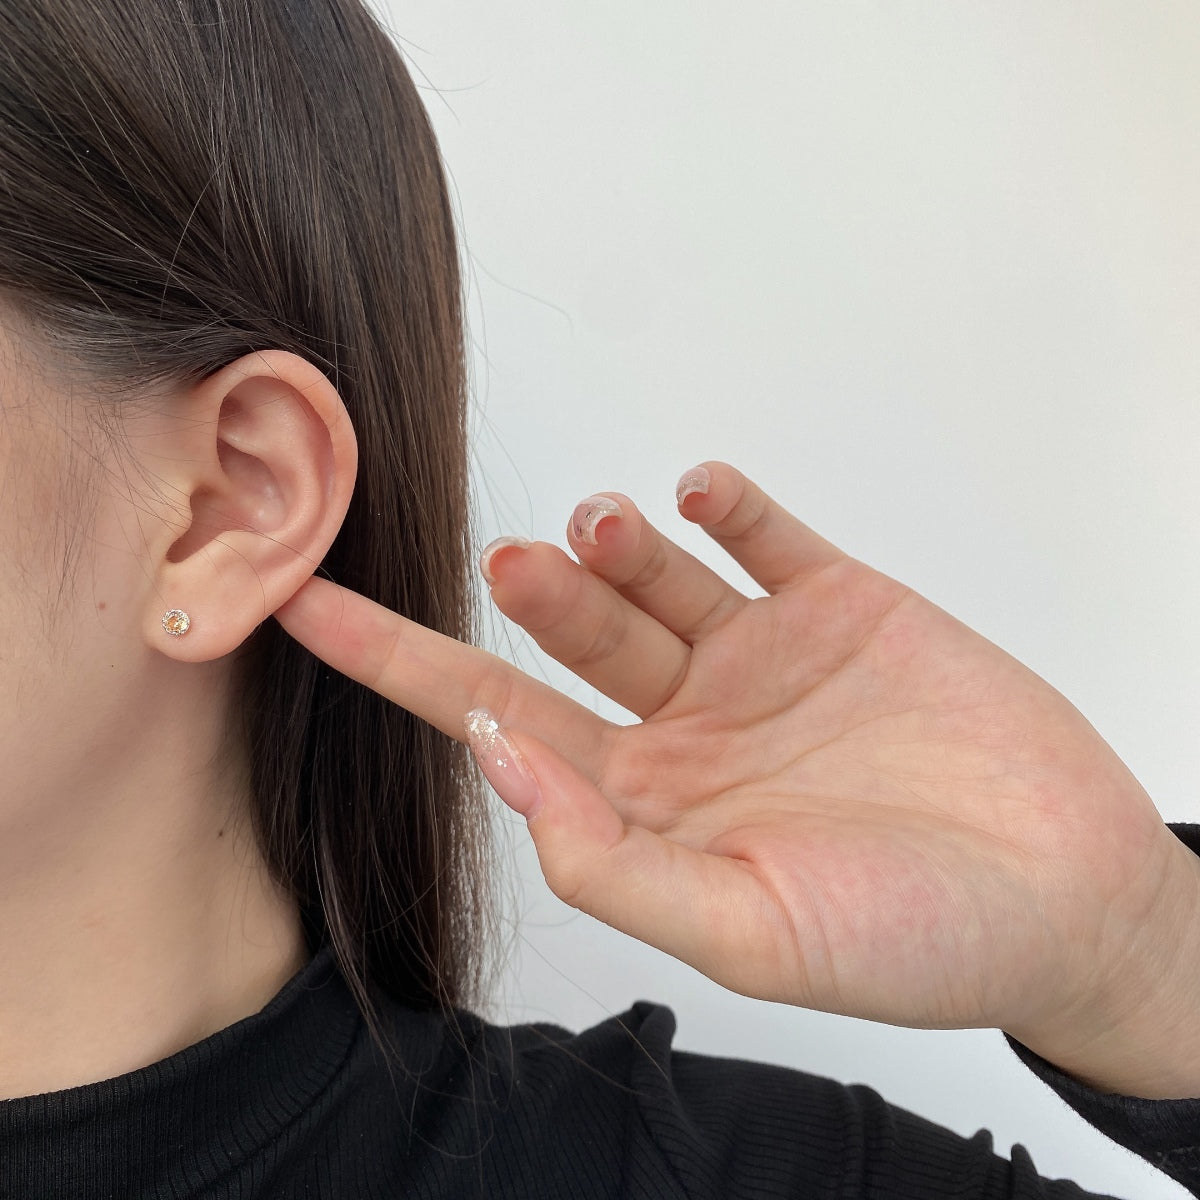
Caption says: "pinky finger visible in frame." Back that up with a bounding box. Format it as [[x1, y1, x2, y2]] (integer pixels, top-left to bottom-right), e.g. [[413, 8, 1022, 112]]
[[677, 460, 846, 595], [462, 708, 800, 1004]]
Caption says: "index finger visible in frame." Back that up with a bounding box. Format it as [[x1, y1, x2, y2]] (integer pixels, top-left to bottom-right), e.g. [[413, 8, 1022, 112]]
[[273, 575, 615, 780]]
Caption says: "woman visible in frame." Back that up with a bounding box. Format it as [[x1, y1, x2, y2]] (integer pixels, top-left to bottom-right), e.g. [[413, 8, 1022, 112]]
[[0, 1, 1195, 1197]]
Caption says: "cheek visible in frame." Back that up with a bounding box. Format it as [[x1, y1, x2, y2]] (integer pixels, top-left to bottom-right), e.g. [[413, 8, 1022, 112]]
[[0, 406, 113, 654], [0, 433, 67, 587], [0, 445, 60, 716], [0, 378, 146, 649]]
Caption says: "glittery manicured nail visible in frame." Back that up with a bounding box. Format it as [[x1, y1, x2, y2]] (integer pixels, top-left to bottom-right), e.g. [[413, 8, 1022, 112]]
[[479, 536, 531, 585], [571, 495, 623, 545], [464, 708, 543, 819], [675, 466, 710, 506]]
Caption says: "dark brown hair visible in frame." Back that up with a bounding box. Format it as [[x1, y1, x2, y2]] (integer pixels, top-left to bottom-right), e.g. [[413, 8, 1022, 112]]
[[0, 0, 495, 1059]]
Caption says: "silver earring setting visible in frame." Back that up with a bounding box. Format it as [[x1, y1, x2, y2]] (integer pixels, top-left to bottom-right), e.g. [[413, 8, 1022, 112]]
[[162, 609, 192, 636]]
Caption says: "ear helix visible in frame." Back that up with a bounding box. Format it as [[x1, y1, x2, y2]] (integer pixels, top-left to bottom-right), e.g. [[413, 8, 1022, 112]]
[[162, 609, 192, 637]]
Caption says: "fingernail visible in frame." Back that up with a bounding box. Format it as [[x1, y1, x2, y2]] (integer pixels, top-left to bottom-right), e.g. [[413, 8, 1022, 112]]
[[479, 536, 531, 586], [464, 708, 543, 820], [675, 466, 710, 506], [571, 495, 623, 545]]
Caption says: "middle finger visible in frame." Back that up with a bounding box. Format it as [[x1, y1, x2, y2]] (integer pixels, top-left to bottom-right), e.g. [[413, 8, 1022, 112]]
[[483, 537, 693, 719], [566, 491, 749, 643]]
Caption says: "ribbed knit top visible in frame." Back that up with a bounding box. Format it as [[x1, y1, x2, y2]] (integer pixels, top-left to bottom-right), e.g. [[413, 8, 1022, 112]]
[[4, 827, 1200, 1199]]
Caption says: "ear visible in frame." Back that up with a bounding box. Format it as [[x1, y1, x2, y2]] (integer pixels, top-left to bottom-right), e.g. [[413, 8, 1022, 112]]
[[143, 349, 358, 663]]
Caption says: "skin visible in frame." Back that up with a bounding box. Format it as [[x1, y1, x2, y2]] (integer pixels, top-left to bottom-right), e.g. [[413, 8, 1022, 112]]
[[0, 318, 356, 1100], [4, 306, 1199, 1103], [277, 464, 1200, 1101]]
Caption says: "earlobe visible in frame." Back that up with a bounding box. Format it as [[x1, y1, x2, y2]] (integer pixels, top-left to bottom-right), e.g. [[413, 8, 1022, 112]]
[[150, 349, 357, 663]]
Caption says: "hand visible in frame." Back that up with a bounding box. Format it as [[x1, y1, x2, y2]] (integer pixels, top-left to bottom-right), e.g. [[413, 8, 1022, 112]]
[[273, 461, 1198, 1083]]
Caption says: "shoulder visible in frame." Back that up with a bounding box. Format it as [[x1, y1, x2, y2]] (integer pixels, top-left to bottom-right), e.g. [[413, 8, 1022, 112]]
[[458, 998, 858, 1199], [329, 971, 1116, 1200], [459, 1001, 1062, 1200], [361, 997, 698, 1198], [497, 997, 678, 1079], [449, 998, 686, 1134]]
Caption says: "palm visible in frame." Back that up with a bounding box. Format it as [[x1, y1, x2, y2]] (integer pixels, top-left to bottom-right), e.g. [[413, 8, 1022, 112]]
[[592, 551, 1160, 1032], [274, 463, 1175, 1042]]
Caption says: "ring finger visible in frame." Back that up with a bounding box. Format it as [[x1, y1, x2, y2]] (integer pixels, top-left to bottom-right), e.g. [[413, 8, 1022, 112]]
[[482, 537, 693, 719]]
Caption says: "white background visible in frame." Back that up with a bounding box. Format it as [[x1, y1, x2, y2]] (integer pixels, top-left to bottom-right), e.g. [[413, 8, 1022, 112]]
[[378, 3, 1200, 1197]]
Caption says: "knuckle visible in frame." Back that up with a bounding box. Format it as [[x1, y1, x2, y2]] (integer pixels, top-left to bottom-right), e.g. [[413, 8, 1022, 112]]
[[542, 825, 630, 912], [561, 606, 624, 670], [473, 665, 520, 728], [621, 538, 670, 592], [519, 562, 585, 636], [715, 485, 770, 543], [690, 593, 743, 641], [370, 619, 406, 695], [542, 853, 588, 909]]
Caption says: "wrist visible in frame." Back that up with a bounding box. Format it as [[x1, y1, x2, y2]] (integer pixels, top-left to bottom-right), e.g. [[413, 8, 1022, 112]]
[[1005, 830, 1200, 1100]]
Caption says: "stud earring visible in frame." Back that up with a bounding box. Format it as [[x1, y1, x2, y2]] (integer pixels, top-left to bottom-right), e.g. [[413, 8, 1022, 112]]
[[162, 609, 192, 637]]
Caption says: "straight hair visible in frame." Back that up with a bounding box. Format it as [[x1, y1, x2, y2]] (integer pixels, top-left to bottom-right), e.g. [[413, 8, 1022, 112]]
[[0, 0, 496, 1061]]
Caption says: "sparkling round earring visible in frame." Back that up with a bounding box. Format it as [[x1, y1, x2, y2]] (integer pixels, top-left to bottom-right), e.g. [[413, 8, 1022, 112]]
[[162, 609, 192, 637]]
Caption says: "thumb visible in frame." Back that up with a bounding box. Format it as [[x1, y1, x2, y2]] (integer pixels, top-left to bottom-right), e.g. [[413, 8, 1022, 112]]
[[462, 708, 780, 997]]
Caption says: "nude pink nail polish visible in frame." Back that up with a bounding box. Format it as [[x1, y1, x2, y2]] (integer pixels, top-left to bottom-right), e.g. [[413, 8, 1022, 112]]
[[571, 496, 623, 545], [479, 536, 531, 585], [675, 466, 710, 506], [464, 708, 543, 820]]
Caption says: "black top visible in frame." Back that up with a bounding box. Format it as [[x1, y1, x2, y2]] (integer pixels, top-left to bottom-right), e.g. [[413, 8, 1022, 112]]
[[4, 829, 1200, 1199]]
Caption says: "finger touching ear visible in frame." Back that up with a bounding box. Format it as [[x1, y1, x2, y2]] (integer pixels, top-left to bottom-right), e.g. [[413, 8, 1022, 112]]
[[141, 348, 358, 661]]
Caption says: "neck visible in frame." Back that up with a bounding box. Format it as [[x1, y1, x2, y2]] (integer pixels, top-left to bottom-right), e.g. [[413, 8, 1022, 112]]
[[0, 708, 308, 1101]]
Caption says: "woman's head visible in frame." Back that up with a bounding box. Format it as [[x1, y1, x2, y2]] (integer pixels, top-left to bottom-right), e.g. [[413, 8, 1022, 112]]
[[0, 0, 493, 1055]]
